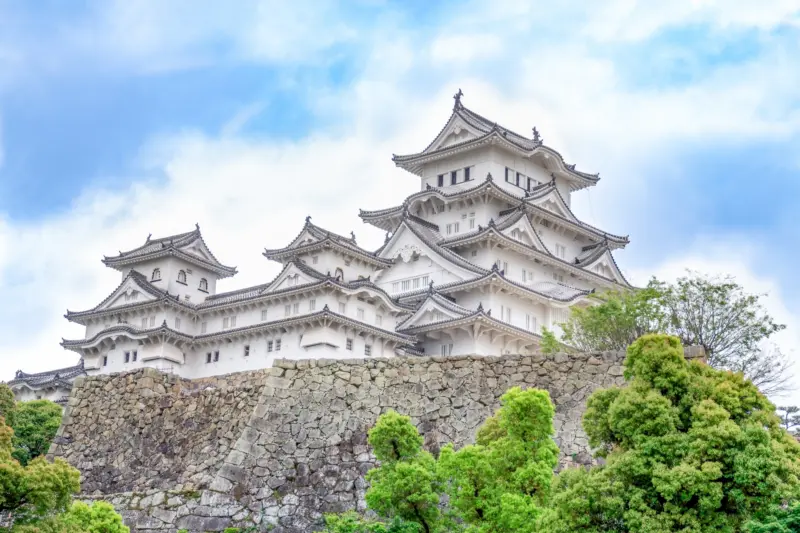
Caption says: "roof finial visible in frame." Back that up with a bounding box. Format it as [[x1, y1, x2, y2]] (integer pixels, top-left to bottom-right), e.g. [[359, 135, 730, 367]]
[[550, 173, 556, 184], [146, 233, 152, 242], [453, 88, 464, 109], [350, 231, 356, 242], [532, 127, 542, 144], [486, 172, 493, 182], [477, 302, 484, 312], [305, 215, 311, 224], [428, 280, 435, 294], [195, 222, 200, 231], [323, 304, 329, 311]]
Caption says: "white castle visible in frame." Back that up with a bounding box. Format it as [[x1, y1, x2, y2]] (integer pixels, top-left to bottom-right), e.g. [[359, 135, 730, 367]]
[[52, 92, 630, 381]]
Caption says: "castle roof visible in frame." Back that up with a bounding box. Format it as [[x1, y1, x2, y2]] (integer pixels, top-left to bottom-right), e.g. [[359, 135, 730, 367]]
[[102, 225, 237, 278], [361, 176, 629, 247], [392, 92, 600, 190], [264, 217, 392, 267], [7, 360, 86, 391]]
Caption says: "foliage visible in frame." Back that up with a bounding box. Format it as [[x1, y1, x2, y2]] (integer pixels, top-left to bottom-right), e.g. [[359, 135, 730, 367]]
[[10, 501, 129, 533], [316, 511, 421, 533], [543, 334, 800, 533], [561, 272, 793, 395], [538, 327, 562, 355], [361, 387, 559, 533], [778, 406, 800, 435], [560, 282, 669, 352], [0, 384, 15, 423], [10, 400, 63, 466], [747, 504, 800, 532]]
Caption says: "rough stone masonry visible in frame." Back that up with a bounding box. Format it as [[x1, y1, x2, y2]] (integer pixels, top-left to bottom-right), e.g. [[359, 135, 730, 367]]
[[49, 347, 704, 533]]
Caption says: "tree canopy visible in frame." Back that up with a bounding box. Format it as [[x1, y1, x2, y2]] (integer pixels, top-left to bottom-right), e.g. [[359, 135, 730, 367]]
[[560, 272, 792, 395], [10, 400, 63, 466]]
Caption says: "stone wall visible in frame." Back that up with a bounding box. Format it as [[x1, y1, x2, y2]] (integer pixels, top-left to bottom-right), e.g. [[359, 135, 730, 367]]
[[49, 368, 270, 494], [52, 348, 704, 532]]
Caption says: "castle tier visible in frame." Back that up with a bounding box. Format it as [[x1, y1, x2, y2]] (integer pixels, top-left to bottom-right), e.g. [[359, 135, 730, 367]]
[[58, 92, 630, 379]]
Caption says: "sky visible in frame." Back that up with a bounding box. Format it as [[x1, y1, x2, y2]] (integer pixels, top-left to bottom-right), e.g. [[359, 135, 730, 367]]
[[0, 0, 799, 399]]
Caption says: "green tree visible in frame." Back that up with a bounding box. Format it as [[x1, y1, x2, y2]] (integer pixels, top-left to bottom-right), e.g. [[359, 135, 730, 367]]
[[0, 383, 15, 422], [543, 334, 800, 533], [747, 504, 800, 532], [11, 400, 63, 465], [0, 413, 80, 526], [11, 501, 130, 533], [561, 272, 793, 395], [778, 406, 800, 435], [560, 281, 668, 352], [538, 327, 562, 355]]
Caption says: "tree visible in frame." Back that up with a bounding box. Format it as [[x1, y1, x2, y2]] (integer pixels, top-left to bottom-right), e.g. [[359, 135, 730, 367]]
[[11, 400, 63, 465], [359, 387, 559, 533], [542, 334, 800, 533], [747, 504, 800, 532], [560, 282, 669, 352], [539, 327, 563, 355], [11, 501, 130, 533], [0, 414, 80, 526], [560, 272, 793, 395], [777, 406, 800, 434]]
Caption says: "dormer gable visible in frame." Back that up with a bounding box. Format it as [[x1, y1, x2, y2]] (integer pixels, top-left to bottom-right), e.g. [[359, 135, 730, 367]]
[[577, 247, 631, 287], [396, 293, 472, 330], [422, 113, 484, 154], [527, 185, 579, 223], [499, 212, 550, 253], [261, 261, 326, 294]]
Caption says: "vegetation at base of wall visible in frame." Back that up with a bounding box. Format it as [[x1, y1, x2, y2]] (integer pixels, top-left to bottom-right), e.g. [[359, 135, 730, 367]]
[[0, 392, 127, 532], [0, 384, 64, 466], [538, 327, 562, 355], [559, 271, 793, 395], [317, 334, 800, 533]]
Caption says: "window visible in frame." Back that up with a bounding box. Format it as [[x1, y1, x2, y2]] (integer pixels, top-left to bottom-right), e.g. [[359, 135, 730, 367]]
[[522, 269, 533, 283], [141, 317, 147, 328], [516, 172, 522, 186], [275, 339, 282, 351], [437, 174, 444, 187], [214, 350, 220, 362], [223, 317, 230, 328], [357, 308, 365, 320], [392, 282, 399, 292], [501, 305, 511, 322], [293, 303, 300, 314], [553, 309, 569, 324], [505, 167, 511, 182], [376, 314, 383, 326], [413, 278, 420, 289], [267, 340, 273, 352], [454, 222, 460, 233], [441, 344, 453, 356], [103, 356, 108, 367], [150, 316, 155, 327], [526, 314, 537, 332], [335, 268, 344, 280], [124, 351, 130, 363], [469, 212, 475, 229], [346, 338, 353, 351], [344, 259, 352, 266], [471, 250, 477, 257], [199, 278, 208, 292], [309, 299, 316, 311], [244, 345, 250, 357], [365, 345, 372, 356], [177, 270, 187, 284], [464, 167, 471, 181], [496, 260, 508, 272], [152, 268, 161, 281], [261, 309, 268, 321], [446, 223, 452, 235], [201, 322, 207, 333], [132, 350, 138, 362], [553, 273, 564, 283], [338, 302, 346, 314], [555, 244, 567, 259], [175, 317, 181, 330], [401, 279, 411, 291], [451, 170, 457, 185], [285, 305, 291, 317], [528, 177, 536, 190], [422, 275, 429, 285]]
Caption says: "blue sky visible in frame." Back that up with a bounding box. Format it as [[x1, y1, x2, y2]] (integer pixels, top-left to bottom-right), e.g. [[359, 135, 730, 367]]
[[1, 0, 799, 397]]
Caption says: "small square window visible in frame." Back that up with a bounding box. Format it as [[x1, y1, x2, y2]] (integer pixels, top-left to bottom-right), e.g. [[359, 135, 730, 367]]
[[346, 338, 353, 351], [376, 315, 383, 326], [175, 317, 181, 330], [230, 315, 237, 327], [293, 303, 300, 314], [141, 318, 147, 328], [201, 322, 207, 333], [132, 350, 138, 362], [451, 170, 457, 184], [312, 256, 319, 264], [150, 316, 155, 327], [285, 305, 291, 317], [357, 308, 365, 320], [437, 174, 444, 187], [261, 309, 268, 321], [275, 339, 282, 351], [338, 302, 346, 314], [309, 299, 316, 311], [124, 351, 130, 363], [103, 356, 108, 366], [464, 167, 470, 181], [267, 341, 273, 352], [223, 317, 230, 328], [214, 351, 220, 362], [206, 352, 212, 363], [244, 345, 250, 357], [365, 345, 372, 356]]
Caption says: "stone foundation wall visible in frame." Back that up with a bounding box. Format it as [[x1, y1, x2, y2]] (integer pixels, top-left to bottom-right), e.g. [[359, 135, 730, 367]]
[[52, 348, 704, 532]]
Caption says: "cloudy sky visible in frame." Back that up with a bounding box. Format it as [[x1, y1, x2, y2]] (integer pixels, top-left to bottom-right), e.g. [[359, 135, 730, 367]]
[[1, 1, 799, 398]]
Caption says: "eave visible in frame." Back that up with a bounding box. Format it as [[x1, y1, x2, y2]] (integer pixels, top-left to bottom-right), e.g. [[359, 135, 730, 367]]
[[263, 238, 392, 267], [398, 308, 543, 344], [102, 247, 237, 278]]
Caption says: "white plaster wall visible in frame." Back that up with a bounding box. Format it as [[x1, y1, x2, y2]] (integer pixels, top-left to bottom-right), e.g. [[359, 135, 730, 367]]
[[12, 386, 72, 403]]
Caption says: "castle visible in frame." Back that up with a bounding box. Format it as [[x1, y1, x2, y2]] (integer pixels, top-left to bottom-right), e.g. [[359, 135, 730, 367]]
[[14, 92, 630, 387]]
